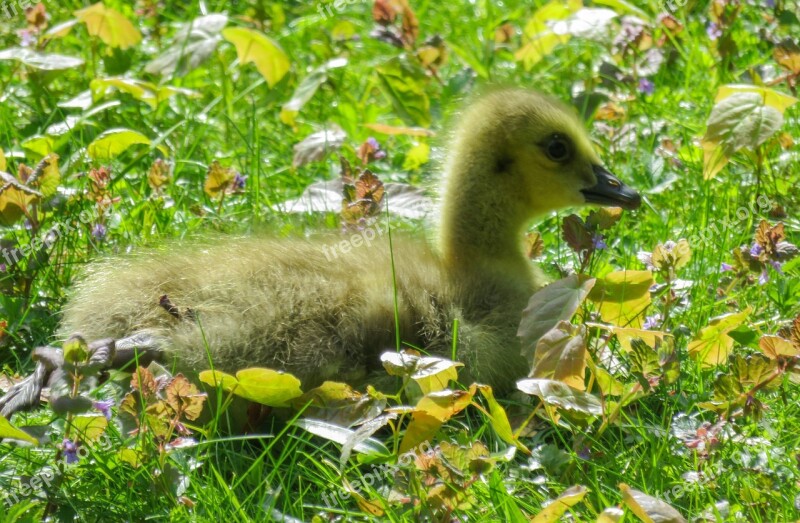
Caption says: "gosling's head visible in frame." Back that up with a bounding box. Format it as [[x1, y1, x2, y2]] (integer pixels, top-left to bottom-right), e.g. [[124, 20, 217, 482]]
[[448, 88, 641, 217]]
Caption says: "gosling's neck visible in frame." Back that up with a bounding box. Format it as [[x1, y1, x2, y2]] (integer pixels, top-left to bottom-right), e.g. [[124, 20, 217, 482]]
[[438, 153, 538, 291]]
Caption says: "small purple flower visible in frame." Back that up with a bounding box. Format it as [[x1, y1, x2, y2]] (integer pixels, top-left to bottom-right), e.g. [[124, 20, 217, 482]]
[[770, 260, 783, 275], [93, 399, 114, 421], [367, 137, 387, 160], [720, 262, 733, 272], [592, 233, 607, 250], [0, 263, 6, 273], [765, 0, 775, 7], [63, 439, 79, 464], [92, 223, 107, 240], [233, 173, 247, 190], [759, 269, 769, 285], [643, 314, 663, 330], [707, 23, 722, 40], [749, 244, 764, 258], [17, 29, 37, 48], [638, 78, 655, 95]]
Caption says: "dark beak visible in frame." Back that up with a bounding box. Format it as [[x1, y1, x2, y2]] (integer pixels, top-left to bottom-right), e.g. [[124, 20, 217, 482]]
[[581, 165, 641, 210]]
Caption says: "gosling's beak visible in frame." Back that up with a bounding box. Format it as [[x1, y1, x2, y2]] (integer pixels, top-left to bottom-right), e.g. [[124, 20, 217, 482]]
[[582, 165, 641, 210]]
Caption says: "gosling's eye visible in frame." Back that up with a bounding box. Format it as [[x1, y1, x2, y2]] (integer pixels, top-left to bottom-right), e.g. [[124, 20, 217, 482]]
[[544, 134, 572, 163]]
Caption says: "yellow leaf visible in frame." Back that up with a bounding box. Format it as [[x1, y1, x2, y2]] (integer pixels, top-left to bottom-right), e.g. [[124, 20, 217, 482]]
[[88, 128, 151, 160], [74, 3, 142, 50], [199, 367, 303, 407], [716, 84, 798, 114], [530, 485, 588, 523], [222, 27, 290, 87], [612, 327, 668, 353], [687, 308, 751, 368], [588, 271, 654, 328], [701, 139, 729, 180], [0, 415, 39, 445], [475, 385, 529, 453], [363, 123, 434, 137], [0, 148, 5, 172], [70, 415, 108, 443]]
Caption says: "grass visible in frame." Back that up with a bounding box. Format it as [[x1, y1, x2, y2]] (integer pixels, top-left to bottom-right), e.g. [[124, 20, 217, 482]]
[[1, 0, 799, 521]]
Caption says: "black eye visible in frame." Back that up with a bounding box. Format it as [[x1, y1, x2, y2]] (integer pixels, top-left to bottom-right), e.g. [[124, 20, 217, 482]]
[[544, 134, 571, 163]]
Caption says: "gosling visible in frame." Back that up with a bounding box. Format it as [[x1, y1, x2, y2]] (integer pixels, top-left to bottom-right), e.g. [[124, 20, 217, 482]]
[[5, 89, 641, 415]]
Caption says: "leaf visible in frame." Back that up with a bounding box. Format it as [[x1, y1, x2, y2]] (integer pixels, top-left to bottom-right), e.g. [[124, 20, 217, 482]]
[[363, 123, 435, 137], [518, 274, 596, 363], [530, 485, 588, 523], [0, 47, 84, 70], [550, 8, 617, 39], [198, 368, 303, 407], [400, 389, 474, 453], [38, 153, 60, 199], [292, 127, 347, 168], [687, 308, 751, 368], [203, 160, 238, 198], [0, 149, 5, 172], [474, 385, 530, 453], [146, 14, 228, 76], [702, 88, 798, 179], [612, 328, 668, 353], [619, 483, 687, 523], [222, 27, 290, 87], [282, 179, 432, 219], [0, 415, 39, 445], [588, 271, 654, 328], [70, 415, 108, 443], [774, 38, 800, 74], [376, 58, 431, 127], [87, 128, 152, 160], [514, 0, 576, 70], [530, 322, 588, 391], [74, 3, 142, 49], [758, 336, 800, 360], [280, 57, 348, 125], [165, 375, 207, 421], [294, 419, 390, 456], [91, 77, 197, 109], [517, 379, 603, 416], [293, 381, 386, 428]]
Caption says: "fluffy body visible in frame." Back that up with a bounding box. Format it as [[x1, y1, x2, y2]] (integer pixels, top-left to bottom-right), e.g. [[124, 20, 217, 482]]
[[57, 88, 638, 395], [59, 235, 535, 393]]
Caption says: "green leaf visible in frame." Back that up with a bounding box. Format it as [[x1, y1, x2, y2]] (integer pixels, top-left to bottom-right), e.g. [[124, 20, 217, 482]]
[[476, 385, 529, 453], [91, 77, 197, 109], [280, 57, 348, 124], [222, 27, 290, 87], [199, 367, 303, 407], [87, 129, 152, 160], [376, 58, 431, 128], [702, 87, 798, 179], [70, 415, 108, 443], [518, 274, 595, 363], [0, 415, 38, 445]]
